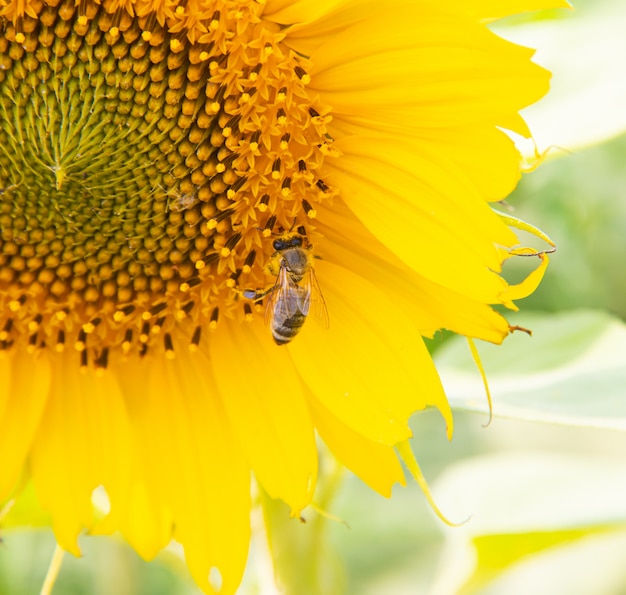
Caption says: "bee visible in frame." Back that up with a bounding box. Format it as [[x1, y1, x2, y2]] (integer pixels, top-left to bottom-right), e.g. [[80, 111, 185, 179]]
[[244, 230, 328, 345]]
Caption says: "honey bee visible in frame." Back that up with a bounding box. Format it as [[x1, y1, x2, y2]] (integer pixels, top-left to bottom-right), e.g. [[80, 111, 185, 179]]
[[244, 230, 328, 344]]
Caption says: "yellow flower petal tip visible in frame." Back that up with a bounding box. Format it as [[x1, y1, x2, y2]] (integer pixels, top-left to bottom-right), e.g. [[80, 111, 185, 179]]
[[502, 253, 551, 304], [494, 210, 557, 248], [309, 502, 351, 529], [521, 142, 573, 173], [467, 338, 494, 428], [396, 440, 469, 528], [0, 0, 561, 590]]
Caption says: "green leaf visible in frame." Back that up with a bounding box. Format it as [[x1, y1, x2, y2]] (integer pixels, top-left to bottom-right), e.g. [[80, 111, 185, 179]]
[[431, 453, 626, 594], [465, 528, 611, 594], [435, 310, 626, 430]]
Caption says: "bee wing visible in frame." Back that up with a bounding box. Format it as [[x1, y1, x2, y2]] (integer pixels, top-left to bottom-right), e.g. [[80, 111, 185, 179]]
[[305, 268, 329, 329], [263, 271, 283, 326], [264, 265, 304, 325]]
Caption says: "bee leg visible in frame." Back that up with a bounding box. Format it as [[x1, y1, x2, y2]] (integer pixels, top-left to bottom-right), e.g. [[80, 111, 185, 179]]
[[238, 287, 273, 302]]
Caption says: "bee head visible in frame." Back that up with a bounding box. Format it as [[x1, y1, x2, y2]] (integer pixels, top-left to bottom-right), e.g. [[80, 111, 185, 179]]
[[273, 234, 303, 251]]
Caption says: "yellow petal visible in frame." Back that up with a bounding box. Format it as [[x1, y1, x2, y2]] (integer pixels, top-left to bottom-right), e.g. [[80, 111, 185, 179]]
[[0, 351, 50, 500], [289, 260, 453, 444], [332, 121, 524, 201], [326, 139, 515, 303], [306, 7, 550, 135], [501, 253, 551, 304], [169, 352, 251, 595], [101, 478, 173, 562], [263, 0, 345, 25], [211, 320, 318, 514], [309, 394, 406, 497], [30, 352, 132, 555], [115, 349, 252, 593], [396, 440, 460, 526], [108, 357, 175, 559], [452, 0, 572, 21], [269, 0, 379, 55], [316, 201, 512, 343], [408, 126, 523, 201]]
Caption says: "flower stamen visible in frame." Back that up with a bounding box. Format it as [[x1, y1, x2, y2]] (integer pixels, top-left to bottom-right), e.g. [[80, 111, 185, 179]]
[[0, 0, 338, 366]]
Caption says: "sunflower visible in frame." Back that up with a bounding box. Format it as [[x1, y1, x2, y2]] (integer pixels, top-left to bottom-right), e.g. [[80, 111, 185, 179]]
[[0, 0, 563, 591]]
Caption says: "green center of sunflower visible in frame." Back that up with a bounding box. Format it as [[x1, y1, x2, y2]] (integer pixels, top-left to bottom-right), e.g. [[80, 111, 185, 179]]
[[0, 0, 336, 365]]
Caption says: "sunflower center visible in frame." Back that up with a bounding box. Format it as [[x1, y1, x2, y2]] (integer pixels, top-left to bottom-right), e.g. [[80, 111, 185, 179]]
[[0, 0, 336, 364]]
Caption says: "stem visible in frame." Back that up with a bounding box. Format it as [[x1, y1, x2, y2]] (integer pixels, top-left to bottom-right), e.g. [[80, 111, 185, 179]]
[[40, 543, 65, 595]]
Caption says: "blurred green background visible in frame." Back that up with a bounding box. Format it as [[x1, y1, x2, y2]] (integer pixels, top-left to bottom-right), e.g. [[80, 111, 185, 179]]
[[2, 0, 626, 593]]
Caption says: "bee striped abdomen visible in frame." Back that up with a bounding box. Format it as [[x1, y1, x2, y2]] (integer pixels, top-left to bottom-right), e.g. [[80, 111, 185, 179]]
[[272, 309, 307, 344]]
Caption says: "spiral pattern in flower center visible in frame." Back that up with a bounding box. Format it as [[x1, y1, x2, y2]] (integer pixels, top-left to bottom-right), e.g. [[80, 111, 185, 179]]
[[0, 0, 337, 365]]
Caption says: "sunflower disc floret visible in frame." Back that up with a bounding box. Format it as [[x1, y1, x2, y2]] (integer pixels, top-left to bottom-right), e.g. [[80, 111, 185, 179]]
[[0, 0, 335, 366]]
